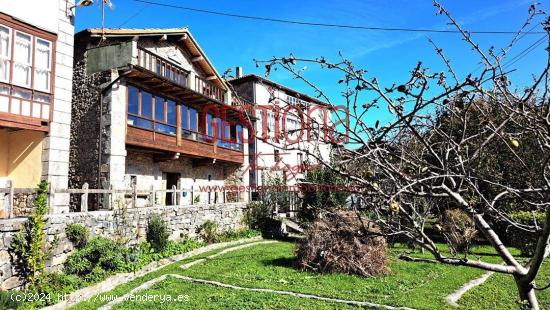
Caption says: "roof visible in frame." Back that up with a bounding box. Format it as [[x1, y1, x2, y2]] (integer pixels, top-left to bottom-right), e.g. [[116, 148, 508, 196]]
[[228, 74, 329, 107], [76, 28, 227, 90]]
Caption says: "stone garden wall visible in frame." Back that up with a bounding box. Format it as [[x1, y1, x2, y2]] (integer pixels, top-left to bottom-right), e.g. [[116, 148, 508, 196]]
[[0, 202, 247, 290]]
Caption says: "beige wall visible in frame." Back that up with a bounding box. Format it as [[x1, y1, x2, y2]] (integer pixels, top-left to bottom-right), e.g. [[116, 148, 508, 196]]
[[0, 129, 44, 187]]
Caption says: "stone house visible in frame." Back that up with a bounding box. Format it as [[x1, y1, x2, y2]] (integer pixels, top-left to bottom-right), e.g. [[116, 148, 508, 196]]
[[70, 28, 250, 210], [0, 0, 76, 216], [229, 72, 332, 193]]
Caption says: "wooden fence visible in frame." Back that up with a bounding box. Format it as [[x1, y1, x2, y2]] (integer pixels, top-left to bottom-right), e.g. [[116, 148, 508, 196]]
[[0, 181, 245, 219]]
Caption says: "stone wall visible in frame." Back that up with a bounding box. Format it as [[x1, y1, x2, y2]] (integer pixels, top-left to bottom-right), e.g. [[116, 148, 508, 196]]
[[0, 202, 247, 290], [69, 43, 112, 211]]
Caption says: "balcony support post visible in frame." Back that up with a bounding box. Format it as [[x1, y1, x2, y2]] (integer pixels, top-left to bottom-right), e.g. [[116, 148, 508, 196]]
[[176, 105, 182, 146]]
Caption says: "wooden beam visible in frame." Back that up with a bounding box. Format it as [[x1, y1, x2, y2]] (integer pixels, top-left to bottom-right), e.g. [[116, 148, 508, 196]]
[[191, 56, 204, 62], [178, 33, 188, 41], [205, 75, 217, 81], [159, 34, 167, 41]]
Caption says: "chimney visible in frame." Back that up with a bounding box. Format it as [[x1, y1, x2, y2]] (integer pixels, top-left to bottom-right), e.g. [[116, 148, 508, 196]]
[[236, 66, 243, 78]]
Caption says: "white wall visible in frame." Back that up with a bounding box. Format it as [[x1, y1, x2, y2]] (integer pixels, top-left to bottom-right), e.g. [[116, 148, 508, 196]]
[[252, 83, 332, 187], [0, 0, 60, 33]]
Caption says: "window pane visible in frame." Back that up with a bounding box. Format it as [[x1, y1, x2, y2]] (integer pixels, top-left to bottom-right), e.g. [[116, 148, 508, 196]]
[[236, 124, 242, 143], [0, 26, 10, 82], [167, 100, 176, 125], [128, 115, 153, 130], [206, 114, 213, 136], [189, 108, 197, 132], [128, 86, 139, 114], [34, 38, 51, 92], [155, 123, 176, 136], [181, 105, 188, 130], [141, 91, 152, 118], [35, 39, 51, 69], [13, 32, 32, 87], [154, 96, 164, 122]]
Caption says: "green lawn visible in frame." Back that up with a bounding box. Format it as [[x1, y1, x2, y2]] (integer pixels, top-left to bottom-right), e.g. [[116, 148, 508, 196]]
[[73, 241, 549, 310]]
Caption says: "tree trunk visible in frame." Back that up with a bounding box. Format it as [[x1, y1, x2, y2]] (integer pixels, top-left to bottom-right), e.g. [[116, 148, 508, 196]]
[[515, 276, 539, 310]]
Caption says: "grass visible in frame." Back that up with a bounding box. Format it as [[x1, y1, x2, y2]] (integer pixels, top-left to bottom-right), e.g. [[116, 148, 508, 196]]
[[70, 240, 549, 310], [111, 278, 357, 310], [458, 261, 550, 309]]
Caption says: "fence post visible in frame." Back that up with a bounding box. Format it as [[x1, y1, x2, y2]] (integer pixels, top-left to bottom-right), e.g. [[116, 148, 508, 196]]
[[223, 189, 226, 204], [171, 185, 177, 206], [81, 183, 89, 212], [149, 185, 155, 207], [132, 183, 137, 208], [191, 185, 194, 205], [6, 180, 13, 219], [109, 184, 114, 210]]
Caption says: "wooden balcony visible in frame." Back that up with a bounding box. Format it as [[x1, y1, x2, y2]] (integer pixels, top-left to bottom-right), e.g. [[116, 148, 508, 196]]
[[126, 126, 244, 164], [195, 75, 224, 102]]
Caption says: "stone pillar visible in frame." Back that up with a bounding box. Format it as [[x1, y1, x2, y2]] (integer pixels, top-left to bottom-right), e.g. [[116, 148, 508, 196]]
[[104, 79, 128, 192], [41, 0, 76, 213]]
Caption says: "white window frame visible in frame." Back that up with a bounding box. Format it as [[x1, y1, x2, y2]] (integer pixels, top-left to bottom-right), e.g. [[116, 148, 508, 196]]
[[13, 30, 33, 88], [33, 37, 52, 93], [0, 25, 11, 83]]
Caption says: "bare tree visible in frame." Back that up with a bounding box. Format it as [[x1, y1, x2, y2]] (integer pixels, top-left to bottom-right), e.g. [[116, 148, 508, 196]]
[[252, 1, 550, 308]]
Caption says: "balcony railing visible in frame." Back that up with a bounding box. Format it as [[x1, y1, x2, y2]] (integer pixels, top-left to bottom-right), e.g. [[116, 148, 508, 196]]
[[185, 129, 244, 152], [137, 47, 188, 87], [195, 76, 224, 102]]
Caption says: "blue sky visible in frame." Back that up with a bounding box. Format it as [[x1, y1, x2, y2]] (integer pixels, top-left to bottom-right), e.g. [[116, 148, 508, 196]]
[[75, 0, 548, 109]]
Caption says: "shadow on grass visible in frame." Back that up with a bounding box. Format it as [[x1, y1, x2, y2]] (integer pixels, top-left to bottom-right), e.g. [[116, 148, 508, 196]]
[[261, 257, 298, 269]]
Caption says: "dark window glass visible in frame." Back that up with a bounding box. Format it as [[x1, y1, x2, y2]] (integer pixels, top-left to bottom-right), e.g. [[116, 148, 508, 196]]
[[141, 91, 152, 118], [206, 114, 213, 136], [155, 96, 164, 122], [216, 117, 222, 146], [128, 86, 139, 114], [236, 124, 242, 143], [189, 108, 197, 131], [181, 105, 188, 130], [167, 100, 176, 125]]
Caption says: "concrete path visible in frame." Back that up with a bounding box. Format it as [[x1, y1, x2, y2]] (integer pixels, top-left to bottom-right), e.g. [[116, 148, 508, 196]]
[[445, 271, 494, 307]]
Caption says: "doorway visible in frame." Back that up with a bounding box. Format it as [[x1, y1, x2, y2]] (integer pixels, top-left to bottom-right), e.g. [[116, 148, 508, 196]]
[[164, 172, 180, 205]]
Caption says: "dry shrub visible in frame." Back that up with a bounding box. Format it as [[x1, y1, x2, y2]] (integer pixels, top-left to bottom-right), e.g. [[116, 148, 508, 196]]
[[442, 209, 477, 254], [295, 211, 389, 277]]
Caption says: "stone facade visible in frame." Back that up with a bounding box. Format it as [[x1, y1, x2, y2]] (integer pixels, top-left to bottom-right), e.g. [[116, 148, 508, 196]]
[[0, 202, 247, 290]]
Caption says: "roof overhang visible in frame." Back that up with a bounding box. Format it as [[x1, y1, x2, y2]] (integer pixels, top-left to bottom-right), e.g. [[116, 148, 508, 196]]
[[80, 28, 227, 90]]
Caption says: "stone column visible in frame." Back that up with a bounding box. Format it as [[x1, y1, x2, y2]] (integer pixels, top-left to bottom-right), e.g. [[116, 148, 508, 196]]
[[41, 0, 76, 213]]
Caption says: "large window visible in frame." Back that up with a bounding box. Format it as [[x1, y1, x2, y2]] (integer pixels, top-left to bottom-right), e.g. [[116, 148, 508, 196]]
[[127, 85, 153, 130], [127, 85, 178, 135], [0, 20, 54, 120], [181, 104, 198, 138]]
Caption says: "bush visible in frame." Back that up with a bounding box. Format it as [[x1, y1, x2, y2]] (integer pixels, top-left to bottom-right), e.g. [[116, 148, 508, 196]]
[[65, 224, 89, 249], [509, 211, 546, 256], [146, 214, 170, 252], [216, 229, 260, 243], [296, 211, 389, 277], [64, 237, 128, 276], [243, 201, 271, 230], [300, 166, 348, 223], [201, 220, 218, 244], [8, 181, 51, 288], [441, 209, 477, 254]]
